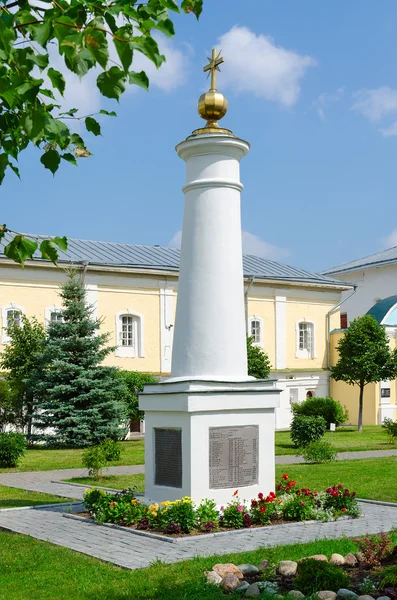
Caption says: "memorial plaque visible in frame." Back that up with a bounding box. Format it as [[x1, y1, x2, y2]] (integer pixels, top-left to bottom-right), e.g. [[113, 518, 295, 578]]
[[154, 428, 182, 488], [209, 425, 259, 489]]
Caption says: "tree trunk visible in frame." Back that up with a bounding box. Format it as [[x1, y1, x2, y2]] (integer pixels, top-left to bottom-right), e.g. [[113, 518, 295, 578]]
[[26, 389, 34, 439], [358, 384, 364, 432]]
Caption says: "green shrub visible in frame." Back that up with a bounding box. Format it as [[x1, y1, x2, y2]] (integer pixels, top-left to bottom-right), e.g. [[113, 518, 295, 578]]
[[290, 415, 326, 447], [100, 438, 122, 462], [291, 396, 348, 427], [0, 431, 26, 467], [247, 336, 271, 379], [82, 445, 106, 479], [379, 564, 397, 588], [299, 440, 337, 464], [293, 558, 350, 594], [382, 417, 397, 444], [116, 370, 158, 423]]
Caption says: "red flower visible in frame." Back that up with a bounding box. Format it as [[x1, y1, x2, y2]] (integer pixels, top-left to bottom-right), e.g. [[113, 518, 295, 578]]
[[288, 481, 295, 488], [282, 473, 289, 480], [332, 491, 338, 497], [258, 493, 264, 500], [251, 500, 258, 508], [269, 491, 276, 497], [259, 505, 266, 513], [341, 507, 346, 512], [233, 490, 238, 496]]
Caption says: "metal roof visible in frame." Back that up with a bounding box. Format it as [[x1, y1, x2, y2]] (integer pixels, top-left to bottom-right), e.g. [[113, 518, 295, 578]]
[[366, 295, 397, 325], [323, 246, 397, 276], [0, 232, 348, 288]]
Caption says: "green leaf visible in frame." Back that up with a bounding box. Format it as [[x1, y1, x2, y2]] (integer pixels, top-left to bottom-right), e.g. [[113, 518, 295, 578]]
[[45, 117, 70, 149], [40, 88, 56, 99], [113, 27, 133, 73], [4, 235, 38, 266], [16, 78, 43, 102], [40, 149, 60, 175], [130, 36, 165, 68], [0, 20, 16, 58], [0, 153, 9, 184], [9, 163, 20, 179], [48, 68, 66, 96], [0, 225, 6, 243], [160, 0, 180, 12], [104, 12, 118, 34], [181, 0, 203, 18], [128, 71, 149, 91], [31, 20, 52, 48], [96, 67, 126, 101], [85, 29, 108, 70], [65, 48, 95, 78], [22, 110, 46, 140], [53, 236, 68, 251], [61, 152, 77, 166], [85, 116, 101, 136], [39, 239, 58, 265], [31, 53, 49, 70], [99, 109, 117, 117], [71, 133, 86, 147], [154, 18, 175, 37], [59, 108, 78, 117]]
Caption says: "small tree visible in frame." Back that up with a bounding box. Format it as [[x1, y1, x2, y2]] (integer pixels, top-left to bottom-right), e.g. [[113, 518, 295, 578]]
[[247, 336, 271, 379], [31, 271, 127, 447], [0, 315, 45, 435], [330, 315, 397, 432], [117, 370, 158, 426]]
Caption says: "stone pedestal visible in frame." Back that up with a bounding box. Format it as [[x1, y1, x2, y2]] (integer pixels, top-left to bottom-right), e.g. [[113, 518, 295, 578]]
[[140, 129, 281, 506]]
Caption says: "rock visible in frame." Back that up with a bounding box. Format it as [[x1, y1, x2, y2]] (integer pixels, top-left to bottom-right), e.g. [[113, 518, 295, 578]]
[[317, 592, 337, 600], [237, 564, 259, 576], [221, 573, 241, 591], [357, 596, 375, 600], [257, 559, 270, 571], [235, 581, 250, 593], [286, 591, 305, 600], [354, 552, 365, 563], [376, 597, 391, 600], [343, 553, 358, 567], [337, 590, 358, 600], [213, 563, 244, 580], [205, 571, 222, 586], [330, 553, 345, 566], [307, 554, 328, 561], [257, 581, 278, 595], [277, 560, 298, 576], [245, 583, 261, 598]]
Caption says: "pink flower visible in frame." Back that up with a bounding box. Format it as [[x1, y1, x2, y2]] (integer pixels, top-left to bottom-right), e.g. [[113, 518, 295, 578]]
[[237, 505, 243, 512], [220, 506, 224, 511]]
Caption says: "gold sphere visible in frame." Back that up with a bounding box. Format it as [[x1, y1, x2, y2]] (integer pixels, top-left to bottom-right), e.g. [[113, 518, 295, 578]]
[[198, 91, 228, 123]]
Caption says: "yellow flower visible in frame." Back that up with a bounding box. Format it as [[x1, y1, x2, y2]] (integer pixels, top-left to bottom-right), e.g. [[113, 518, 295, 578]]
[[131, 499, 139, 505], [151, 511, 157, 517], [161, 501, 172, 507]]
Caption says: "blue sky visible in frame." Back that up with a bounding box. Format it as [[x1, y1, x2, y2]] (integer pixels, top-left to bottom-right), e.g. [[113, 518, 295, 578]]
[[3, 0, 397, 273]]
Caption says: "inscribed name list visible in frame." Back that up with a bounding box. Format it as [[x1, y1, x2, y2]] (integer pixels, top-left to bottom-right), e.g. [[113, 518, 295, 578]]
[[209, 425, 258, 489]]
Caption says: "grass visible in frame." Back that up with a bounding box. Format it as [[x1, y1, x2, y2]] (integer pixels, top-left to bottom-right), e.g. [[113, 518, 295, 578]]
[[66, 473, 145, 492], [67, 458, 397, 503], [4, 531, 396, 600], [275, 425, 397, 455], [0, 484, 72, 508], [0, 439, 144, 473], [0, 427, 394, 474]]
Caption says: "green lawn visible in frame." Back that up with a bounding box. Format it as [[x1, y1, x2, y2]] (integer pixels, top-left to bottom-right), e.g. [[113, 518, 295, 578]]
[[3, 531, 393, 600], [0, 439, 144, 473], [68, 457, 397, 503], [275, 425, 397, 455], [0, 427, 394, 474], [0, 485, 73, 508]]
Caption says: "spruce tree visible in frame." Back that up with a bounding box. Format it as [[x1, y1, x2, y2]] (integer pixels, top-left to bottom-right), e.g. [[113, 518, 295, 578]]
[[31, 271, 127, 447]]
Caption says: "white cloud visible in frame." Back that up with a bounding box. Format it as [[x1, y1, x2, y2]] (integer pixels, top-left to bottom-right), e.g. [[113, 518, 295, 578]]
[[169, 230, 290, 262], [382, 229, 397, 248], [380, 121, 397, 137], [216, 26, 316, 107], [313, 88, 344, 121], [352, 87, 397, 122]]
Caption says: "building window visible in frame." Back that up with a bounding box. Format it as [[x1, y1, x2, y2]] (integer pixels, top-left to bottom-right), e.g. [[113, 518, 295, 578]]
[[249, 316, 263, 346], [295, 320, 316, 359], [50, 311, 63, 323], [45, 306, 63, 327], [2, 303, 25, 344], [115, 310, 145, 358], [340, 313, 348, 329]]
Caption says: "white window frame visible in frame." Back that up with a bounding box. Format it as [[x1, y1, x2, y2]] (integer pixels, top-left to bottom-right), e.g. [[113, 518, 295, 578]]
[[44, 306, 63, 327], [115, 310, 145, 358], [249, 315, 264, 347], [295, 319, 316, 359], [1, 303, 25, 344]]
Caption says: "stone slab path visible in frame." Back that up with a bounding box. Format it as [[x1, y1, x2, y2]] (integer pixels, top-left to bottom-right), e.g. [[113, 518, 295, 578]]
[[276, 448, 397, 464], [0, 500, 396, 570]]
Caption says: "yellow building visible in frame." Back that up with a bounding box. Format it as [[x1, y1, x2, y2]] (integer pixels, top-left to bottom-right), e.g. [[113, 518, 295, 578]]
[[0, 234, 351, 429]]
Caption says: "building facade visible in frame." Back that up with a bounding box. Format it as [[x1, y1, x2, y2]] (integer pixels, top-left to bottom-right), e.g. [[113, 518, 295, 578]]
[[0, 235, 350, 429]]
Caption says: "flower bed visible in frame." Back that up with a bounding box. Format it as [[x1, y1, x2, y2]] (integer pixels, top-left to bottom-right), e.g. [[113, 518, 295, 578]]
[[81, 474, 361, 537]]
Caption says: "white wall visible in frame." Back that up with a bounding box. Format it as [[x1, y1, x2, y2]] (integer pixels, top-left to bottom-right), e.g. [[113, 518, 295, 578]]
[[335, 263, 397, 324]]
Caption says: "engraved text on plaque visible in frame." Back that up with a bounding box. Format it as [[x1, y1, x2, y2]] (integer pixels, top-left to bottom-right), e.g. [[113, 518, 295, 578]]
[[209, 425, 259, 489], [155, 428, 182, 488]]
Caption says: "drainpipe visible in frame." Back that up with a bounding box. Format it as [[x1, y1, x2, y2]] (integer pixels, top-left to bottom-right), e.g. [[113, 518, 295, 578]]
[[244, 276, 255, 334], [80, 260, 89, 282], [326, 285, 357, 394]]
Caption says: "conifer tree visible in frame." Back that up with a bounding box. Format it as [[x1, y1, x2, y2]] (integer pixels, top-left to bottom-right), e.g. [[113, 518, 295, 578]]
[[31, 271, 127, 447]]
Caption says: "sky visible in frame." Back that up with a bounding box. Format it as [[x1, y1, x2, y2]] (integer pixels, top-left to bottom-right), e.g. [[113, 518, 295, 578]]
[[3, 0, 397, 273]]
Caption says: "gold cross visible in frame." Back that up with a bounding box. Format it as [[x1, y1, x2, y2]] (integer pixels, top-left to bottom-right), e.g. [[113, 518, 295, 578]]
[[203, 48, 224, 91]]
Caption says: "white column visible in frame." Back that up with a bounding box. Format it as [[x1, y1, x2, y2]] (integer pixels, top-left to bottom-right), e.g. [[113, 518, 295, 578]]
[[275, 293, 287, 369], [170, 134, 250, 381]]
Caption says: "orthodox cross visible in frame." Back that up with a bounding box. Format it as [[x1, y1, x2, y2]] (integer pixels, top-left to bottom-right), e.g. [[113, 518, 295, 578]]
[[203, 48, 224, 91]]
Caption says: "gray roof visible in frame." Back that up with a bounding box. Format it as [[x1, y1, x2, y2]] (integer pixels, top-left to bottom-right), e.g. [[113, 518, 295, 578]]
[[0, 232, 348, 288], [323, 246, 397, 276]]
